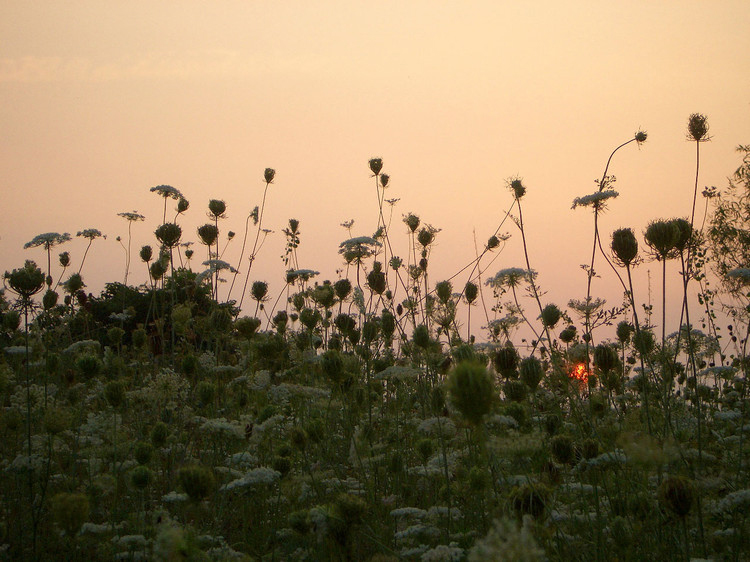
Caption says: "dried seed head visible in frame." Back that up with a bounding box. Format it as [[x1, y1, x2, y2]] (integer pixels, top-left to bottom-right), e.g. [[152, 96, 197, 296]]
[[611, 228, 639, 266], [644, 219, 679, 260], [264, 168, 276, 183], [368, 158, 383, 175], [140, 245, 153, 262], [687, 113, 709, 142], [508, 177, 526, 199], [197, 224, 219, 246], [208, 199, 226, 219]]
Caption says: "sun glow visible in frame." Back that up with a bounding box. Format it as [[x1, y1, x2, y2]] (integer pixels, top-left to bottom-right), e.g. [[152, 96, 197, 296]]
[[570, 363, 589, 383]]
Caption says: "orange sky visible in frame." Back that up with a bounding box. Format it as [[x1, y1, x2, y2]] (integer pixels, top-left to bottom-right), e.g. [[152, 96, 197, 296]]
[[2, 1, 749, 341]]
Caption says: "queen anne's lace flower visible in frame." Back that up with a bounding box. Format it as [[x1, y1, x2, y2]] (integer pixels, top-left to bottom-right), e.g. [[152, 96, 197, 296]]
[[572, 189, 619, 210]]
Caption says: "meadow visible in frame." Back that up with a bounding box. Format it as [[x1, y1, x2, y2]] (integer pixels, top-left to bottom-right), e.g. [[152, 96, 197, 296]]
[[1, 115, 749, 560]]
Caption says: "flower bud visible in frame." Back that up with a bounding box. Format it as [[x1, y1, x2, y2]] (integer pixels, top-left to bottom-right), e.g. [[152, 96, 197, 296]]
[[264, 168, 276, 183]]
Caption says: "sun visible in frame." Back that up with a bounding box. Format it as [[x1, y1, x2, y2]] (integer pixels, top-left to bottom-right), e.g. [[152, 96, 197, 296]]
[[570, 363, 589, 384]]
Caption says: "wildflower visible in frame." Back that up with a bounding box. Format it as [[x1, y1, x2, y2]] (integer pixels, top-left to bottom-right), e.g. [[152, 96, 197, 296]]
[[572, 189, 619, 210], [635, 129, 648, 144], [467, 516, 544, 561], [286, 269, 319, 283], [508, 177, 526, 199], [197, 223, 219, 246], [403, 213, 421, 232], [176, 197, 189, 213], [5, 260, 45, 299], [369, 157, 383, 175], [486, 267, 536, 289], [687, 113, 710, 142], [446, 361, 495, 425], [644, 219, 679, 260], [117, 211, 145, 222], [421, 543, 464, 561], [264, 167, 276, 183], [208, 199, 226, 219], [568, 297, 605, 318], [150, 184, 184, 200], [140, 245, 153, 262], [611, 228, 639, 266], [339, 236, 381, 264], [24, 232, 71, 250], [202, 259, 237, 273], [75, 229, 104, 244], [155, 222, 182, 248]]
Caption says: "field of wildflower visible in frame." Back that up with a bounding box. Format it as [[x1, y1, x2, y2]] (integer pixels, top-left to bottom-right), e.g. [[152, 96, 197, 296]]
[[1, 115, 749, 561]]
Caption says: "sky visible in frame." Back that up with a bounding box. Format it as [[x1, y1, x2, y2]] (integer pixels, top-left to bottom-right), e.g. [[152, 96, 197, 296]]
[[2, 1, 749, 342]]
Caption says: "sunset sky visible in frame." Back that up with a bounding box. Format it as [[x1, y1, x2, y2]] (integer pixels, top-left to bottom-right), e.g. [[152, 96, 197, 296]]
[[2, 1, 749, 339]]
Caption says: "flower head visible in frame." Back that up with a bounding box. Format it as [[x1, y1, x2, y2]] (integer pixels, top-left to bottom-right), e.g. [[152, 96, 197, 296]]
[[635, 130, 648, 144], [150, 184, 184, 200], [76, 228, 104, 240], [687, 113, 710, 142], [24, 232, 71, 250], [486, 267, 536, 289], [369, 158, 383, 175], [611, 228, 639, 266], [264, 168, 276, 183], [507, 177, 526, 199], [118, 211, 145, 222], [572, 189, 619, 210]]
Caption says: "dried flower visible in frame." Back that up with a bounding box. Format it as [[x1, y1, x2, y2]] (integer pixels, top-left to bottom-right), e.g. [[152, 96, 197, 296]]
[[611, 228, 639, 266], [369, 158, 383, 175], [508, 177, 526, 199], [687, 113, 710, 142]]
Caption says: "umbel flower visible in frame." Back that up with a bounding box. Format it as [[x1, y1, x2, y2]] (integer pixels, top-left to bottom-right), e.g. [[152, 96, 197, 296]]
[[339, 236, 381, 264], [572, 189, 619, 210], [24, 232, 72, 250], [117, 211, 145, 222], [150, 184, 184, 200], [486, 267, 536, 289], [77, 228, 104, 240]]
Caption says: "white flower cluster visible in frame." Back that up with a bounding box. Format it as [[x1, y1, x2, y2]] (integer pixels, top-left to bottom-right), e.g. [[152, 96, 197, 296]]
[[200, 417, 244, 440], [221, 467, 281, 492], [421, 543, 464, 562], [417, 417, 457, 437], [713, 489, 750, 516], [390, 507, 427, 520], [571, 189, 619, 210], [467, 516, 544, 562]]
